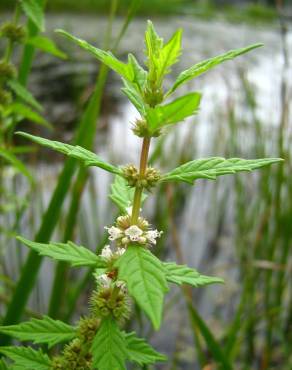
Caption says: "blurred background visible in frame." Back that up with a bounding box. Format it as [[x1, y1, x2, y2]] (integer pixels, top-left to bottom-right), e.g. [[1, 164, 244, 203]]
[[0, 0, 291, 369]]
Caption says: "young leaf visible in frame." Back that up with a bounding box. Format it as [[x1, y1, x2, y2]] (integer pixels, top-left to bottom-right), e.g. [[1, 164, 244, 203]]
[[91, 318, 127, 370], [56, 29, 133, 81], [146, 92, 201, 132], [17, 236, 107, 267], [125, 332, 167, 365], [109, 176, 147, 214], [158, 28, 182, 78], [121, 79, 146, 116], [17, 132, 122, 175], [8, 80, 43, 112], [4, 103, 51, 129], [127, 54, 147, 92], [20, 0, 45, 31], [0, 347, 51, 370], [0, 316, 76, 348], [116, 245, 169, 329], [145, 20, 163, 63], [27, 36, 67, 59], [163, 262, 224, 287], [162, 157, 283, 184], [0, 148, 34, 184], [167, 43, 264, 95]]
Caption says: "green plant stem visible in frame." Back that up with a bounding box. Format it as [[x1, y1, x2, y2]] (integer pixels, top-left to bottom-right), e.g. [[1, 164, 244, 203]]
[[131, 137, 151, 224]]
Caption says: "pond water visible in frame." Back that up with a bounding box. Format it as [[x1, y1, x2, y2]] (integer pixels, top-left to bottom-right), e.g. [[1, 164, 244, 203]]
[[1, 14, 291, 369]]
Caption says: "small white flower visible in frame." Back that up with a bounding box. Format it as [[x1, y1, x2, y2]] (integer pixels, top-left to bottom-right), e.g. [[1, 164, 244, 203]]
[[96, 274, 111, 288], [105, 226, 123, 241], [126, 206, 133, 216], [101, 245, 113, 260], [146, 229, 163, 245], [115, 248, 126, 257], [115, 280, 126, 290], [125, 225, 143, 241]]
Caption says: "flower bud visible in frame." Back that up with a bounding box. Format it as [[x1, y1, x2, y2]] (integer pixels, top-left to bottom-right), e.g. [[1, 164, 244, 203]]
[[0, 23, 26, 43], [0, 61, 16, 81]]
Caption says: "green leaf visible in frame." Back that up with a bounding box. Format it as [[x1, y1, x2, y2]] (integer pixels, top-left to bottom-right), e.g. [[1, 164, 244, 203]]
[[20, 0, 45, 31], [168, 43, 264, 95], [116, 245, 169, 329], [4, 103, 51, 129], [8, 80, 43, 112], [158, 28, 182, 79], [27, 36, 67, 59], [0, 347, 51, 370], [145, 21, 182, 85], [17, 236, 107, 267], [56, 29, 133, 81], [146, 92, 201, 132], [91, 318, 127, 370], [109, 176, 147, 214], [121, 79, 146, 115], [125, 332, 167, 365], [162, 157, 283, 184], [127, 54, 147, 92], [163, 262, 224, 287], [0, 316, 76, 348], [16, 131, 122, 175], [0, 147, 34, 184], [145, 21, 163, 74]]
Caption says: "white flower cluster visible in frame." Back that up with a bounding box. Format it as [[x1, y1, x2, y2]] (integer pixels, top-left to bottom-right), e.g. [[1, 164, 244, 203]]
[[105, 224, 163, 246], [94, 245, 126, 289]]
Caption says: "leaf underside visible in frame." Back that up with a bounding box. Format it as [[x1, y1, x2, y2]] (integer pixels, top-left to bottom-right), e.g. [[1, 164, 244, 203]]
[[17, 236, 106, 267], [0, 316, 76, 348], [163, 262, 224, 287], [16, 131, 121, 175], [125, 332, 167, 365], [162, 157, 283, 184], [0, 347, 51, 370]]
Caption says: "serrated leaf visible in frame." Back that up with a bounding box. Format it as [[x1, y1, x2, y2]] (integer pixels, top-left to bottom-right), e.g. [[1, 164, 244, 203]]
[[8, 80, 42, 112], [109, 176, 147, 214], [168, 43, 263, 95], [145, 20, 163, 70], [0, 347, 51, 370], [116, 245, 169, 329], [145, 21, 182, 85], [91, 318, 127, 370], [20, 0, 45, 31], [17, 131, 122, 175], [121, 79, 146, 115], [17, 236, 107, 267], [158, 28, 182, 77], [163, 262, 224, 287], [125, 332, 167, 365], [56, 29, 133, 81], [0, 148, 34, 184], [162, 157, 283, 184], [0, 316, 76, 348], [4, 103, 51, 129], [27, 36, 67, 59], [127, 54, 147, 92], [146, 92, 201, 132]]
